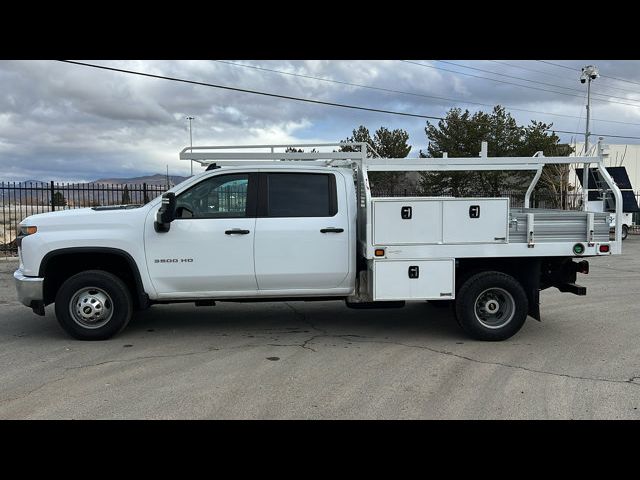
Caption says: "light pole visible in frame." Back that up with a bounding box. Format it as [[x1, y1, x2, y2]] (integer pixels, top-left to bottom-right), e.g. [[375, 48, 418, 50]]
[[580, 65, 599, 210], [186, 116, 195, 175]]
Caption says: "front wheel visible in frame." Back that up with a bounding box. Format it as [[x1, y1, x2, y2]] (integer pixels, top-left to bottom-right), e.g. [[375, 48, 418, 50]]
[[55, 270, 133, 340], [455, 271, 528, 341], [622, 224, 628, 241]]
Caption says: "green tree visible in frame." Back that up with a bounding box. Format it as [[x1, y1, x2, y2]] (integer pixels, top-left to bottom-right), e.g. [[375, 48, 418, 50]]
[[372, 127, 411, 158], [52, 191, 67, 207], [338, 125, 375, 156], [283, 147, 318, 161], [339, 125, 411, 190], [419, 106, 573, 203], [121, 185, 131, 204]]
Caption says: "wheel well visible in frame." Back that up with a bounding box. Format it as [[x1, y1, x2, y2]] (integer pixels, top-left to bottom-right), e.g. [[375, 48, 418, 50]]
[[456, 257, 541, 321], [41, 249, 147, 308], [456, 257, 538, 287]]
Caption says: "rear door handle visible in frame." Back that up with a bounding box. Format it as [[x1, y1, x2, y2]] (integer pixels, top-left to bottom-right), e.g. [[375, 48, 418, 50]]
[[320, 228, 344, 233], [225, 229, 250, 235]]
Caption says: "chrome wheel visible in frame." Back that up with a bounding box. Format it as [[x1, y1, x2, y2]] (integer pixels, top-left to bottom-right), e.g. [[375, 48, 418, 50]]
[[474, 287, 515, 329], [69, 287, 114, 329]]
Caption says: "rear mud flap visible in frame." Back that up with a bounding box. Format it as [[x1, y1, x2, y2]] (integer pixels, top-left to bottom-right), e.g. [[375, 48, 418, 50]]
[[528, 288, 540, 321], [523, 258, 541, 321]]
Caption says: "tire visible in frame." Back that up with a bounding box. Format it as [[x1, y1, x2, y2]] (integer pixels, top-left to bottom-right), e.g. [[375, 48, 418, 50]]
[[455, 271, 528, 341], [54, 270, 133, 340], [622, 225, 628, 241]]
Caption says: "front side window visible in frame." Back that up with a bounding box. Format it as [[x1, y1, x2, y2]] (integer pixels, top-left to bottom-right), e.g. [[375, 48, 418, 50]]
[[266, 173, 336, 217], [176, 173, 249, 218]]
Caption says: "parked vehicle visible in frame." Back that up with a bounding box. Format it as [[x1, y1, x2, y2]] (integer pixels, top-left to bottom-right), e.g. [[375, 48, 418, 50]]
[[14, 141, 624, 341], [576, 165, 639, 241]]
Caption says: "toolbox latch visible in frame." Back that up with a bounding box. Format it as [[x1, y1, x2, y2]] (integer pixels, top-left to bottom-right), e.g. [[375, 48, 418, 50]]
[[408, 265, 419, 278]]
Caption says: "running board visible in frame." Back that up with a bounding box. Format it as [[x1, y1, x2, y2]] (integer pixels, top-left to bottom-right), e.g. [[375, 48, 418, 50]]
[[345, 301, 405, 309]]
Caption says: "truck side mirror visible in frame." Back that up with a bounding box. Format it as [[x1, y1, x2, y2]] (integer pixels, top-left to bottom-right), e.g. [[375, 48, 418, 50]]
[[154, 192, 177, 232]]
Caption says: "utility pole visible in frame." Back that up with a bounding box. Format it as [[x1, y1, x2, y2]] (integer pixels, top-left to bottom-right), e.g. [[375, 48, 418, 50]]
[[580, 65, 599, 210], [186, 116, 195, 176]]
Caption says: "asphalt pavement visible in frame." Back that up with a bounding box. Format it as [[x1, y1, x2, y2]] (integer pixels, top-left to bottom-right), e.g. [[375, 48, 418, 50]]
[[1, 238, 639, 419]]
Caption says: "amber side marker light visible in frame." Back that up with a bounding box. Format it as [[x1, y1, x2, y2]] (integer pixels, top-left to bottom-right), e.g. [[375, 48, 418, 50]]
[[599, 244, 610, 253], [374, 249, 385, 257], [20, 226, 37, 235], [17, 225, 37, 248]]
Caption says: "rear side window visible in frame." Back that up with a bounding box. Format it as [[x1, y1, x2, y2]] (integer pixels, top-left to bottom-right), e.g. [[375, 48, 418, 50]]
[[266, 173, 337, 217]]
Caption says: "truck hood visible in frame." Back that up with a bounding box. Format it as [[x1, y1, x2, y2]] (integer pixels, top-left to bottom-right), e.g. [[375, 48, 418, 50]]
[[20, 205, 155, 228]]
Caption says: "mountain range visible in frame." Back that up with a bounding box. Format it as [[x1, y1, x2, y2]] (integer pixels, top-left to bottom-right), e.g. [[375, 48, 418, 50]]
[[5, 173, 190, 187]]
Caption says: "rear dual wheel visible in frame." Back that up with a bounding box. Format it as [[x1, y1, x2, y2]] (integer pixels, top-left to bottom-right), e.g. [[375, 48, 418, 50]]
[[455, 271, 528, 341]]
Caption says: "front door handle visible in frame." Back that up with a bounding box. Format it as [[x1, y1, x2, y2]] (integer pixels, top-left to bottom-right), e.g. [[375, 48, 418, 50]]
[[225, 229, 250, 235], [320, 228, 344, 233]]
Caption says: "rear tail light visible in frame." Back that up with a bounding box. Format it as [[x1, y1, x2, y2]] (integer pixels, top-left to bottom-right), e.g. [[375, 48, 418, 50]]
[[599, 244, 610, 253]]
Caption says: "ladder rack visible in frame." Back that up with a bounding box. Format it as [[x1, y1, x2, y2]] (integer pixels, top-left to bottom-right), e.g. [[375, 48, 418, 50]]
[[177, 140, 623, 247], [179, 141, 604, 171], [179, 142, 371, 166]]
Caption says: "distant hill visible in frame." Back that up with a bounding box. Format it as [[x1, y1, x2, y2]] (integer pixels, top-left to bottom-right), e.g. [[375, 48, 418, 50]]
[[4, 174, 190, 187], [92, 173, 189, 186]]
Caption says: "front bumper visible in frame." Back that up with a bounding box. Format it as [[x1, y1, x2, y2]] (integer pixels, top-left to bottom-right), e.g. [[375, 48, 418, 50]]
[[14, 270, 45, 314]]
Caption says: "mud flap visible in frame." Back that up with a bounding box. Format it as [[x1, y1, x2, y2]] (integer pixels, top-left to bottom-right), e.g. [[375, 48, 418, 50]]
[[528, 288, 541, 321], [522, 258, 541, 321]]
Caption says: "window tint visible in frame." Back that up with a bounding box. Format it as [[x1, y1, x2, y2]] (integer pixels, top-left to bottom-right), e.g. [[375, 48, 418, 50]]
[[267, 173, 336, 217], [176, 174, 249, 218]]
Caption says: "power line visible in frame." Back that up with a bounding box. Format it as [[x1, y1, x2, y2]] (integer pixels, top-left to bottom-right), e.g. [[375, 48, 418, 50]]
[[215, 60, 640, 127], [58, 60, 640, 141], [403, 60, 586, 99], [58, 60, 444, 121], [537, 60, 576, 71], [488, 60, 571, 80], [490, 60, 640, 96], [437, 60, 640, 104], [440, 60, 588, 93], [538, 60, 640, 88], [403, 60, 640, 109], [551, 129, 640, 140]]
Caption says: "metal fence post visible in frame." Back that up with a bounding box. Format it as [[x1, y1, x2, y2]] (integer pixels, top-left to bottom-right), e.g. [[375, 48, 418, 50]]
[[50, 180, 55, 212]]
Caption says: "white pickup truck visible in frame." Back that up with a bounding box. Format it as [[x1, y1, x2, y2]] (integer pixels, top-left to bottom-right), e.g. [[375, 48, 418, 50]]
[[14, 142, 623, 341]]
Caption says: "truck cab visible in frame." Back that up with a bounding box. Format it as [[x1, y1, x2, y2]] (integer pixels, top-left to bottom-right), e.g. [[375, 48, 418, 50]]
[[144, 166, 356, 299]]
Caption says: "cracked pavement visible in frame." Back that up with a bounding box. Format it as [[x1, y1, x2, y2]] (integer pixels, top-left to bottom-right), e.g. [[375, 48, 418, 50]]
[[1, 237, 640, 419]]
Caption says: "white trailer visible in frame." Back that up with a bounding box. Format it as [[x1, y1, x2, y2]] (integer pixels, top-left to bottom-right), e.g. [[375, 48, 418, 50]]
[[14, 141, 623, 341]]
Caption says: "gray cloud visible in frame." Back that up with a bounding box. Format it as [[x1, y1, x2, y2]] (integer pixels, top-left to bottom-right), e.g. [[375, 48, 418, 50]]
[[1, 59, 639, 182]]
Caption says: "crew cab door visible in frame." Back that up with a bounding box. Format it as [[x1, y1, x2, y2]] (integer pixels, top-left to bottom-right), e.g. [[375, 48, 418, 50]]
[[253, 171, 350, 292], [144, 172, 258, 297]]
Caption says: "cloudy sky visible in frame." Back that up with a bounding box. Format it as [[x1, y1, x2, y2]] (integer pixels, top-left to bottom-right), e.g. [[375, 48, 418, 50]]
[[1, 59, 639, 182]]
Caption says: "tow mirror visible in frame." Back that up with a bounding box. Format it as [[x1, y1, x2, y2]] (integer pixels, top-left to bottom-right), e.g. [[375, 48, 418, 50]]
[[154, 192, 177, 233]]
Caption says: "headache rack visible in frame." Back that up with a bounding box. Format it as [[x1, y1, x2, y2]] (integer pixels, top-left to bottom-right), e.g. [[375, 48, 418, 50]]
[[179, 140, 624, 252]]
